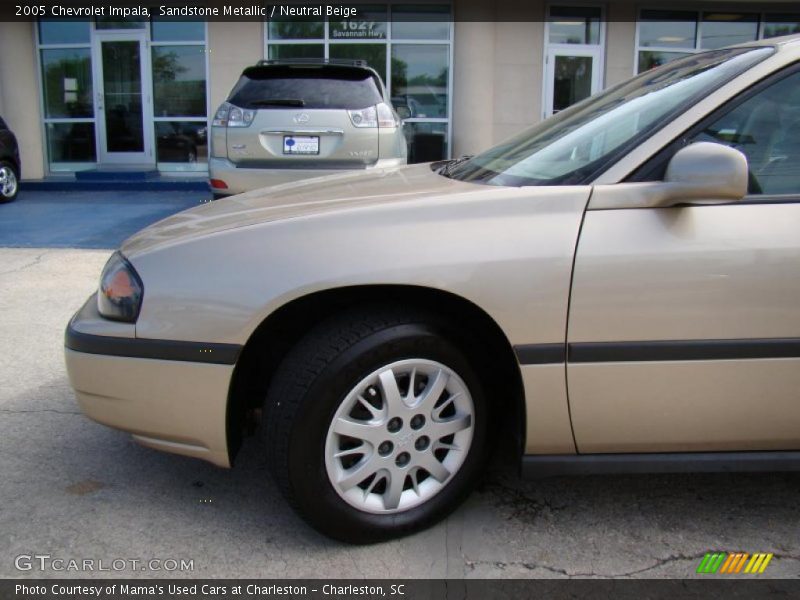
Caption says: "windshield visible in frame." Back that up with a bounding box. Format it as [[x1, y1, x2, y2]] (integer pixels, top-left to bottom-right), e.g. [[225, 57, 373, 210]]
[[443, 47, 773, 186]]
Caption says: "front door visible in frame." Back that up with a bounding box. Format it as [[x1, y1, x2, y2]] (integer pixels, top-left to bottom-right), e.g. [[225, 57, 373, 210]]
[[544, 48, 602, 119], [93, 31, 153, 165], [566, 66, 800, 453]]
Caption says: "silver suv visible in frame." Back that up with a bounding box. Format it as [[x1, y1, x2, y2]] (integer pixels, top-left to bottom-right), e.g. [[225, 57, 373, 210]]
[[209, 59, 407, 197]]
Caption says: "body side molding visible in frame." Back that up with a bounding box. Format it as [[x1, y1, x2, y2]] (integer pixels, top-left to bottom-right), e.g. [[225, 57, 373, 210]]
[[514, 338, 800, 365], [66, 323, 242, 365], [514, 343, 566, 364]]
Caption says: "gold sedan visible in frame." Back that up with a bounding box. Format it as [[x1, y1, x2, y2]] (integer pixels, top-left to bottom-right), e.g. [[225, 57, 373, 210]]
[[66, 37, 800, 542]]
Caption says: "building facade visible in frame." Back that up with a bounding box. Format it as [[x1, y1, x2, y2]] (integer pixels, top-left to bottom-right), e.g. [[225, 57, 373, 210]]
[[0, 0, 798, 181]]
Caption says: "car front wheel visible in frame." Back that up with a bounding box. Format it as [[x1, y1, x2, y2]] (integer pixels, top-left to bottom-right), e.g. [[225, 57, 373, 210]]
[[0, 161, 18, 202], [263, 308, 488, 543]]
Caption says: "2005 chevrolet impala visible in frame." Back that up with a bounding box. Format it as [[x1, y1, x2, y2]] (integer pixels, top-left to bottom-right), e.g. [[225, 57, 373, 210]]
[[66, 38, 800, 542]]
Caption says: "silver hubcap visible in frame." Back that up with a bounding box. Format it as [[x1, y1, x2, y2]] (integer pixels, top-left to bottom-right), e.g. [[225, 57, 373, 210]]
[[0, 166, 16, 198], [325, 359, 474, 514]]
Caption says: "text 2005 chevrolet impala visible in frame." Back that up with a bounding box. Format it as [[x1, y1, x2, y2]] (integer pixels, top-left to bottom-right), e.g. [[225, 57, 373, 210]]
[[66, 38, 800, 542]]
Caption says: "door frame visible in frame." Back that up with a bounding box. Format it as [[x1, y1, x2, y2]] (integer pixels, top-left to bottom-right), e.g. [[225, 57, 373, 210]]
[[92, 29, 155, 166]]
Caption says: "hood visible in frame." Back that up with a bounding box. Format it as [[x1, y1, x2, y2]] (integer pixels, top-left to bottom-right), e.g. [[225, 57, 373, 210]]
[[122, 164, 480, 257]]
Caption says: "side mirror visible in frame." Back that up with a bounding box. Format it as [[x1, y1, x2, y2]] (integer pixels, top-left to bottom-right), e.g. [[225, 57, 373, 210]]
[[590, 142, 749, 210], [395, 105, 411, 120], [663, 142, 748, 204]]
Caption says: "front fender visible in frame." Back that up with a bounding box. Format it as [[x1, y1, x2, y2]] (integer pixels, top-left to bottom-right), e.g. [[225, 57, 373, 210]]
[[130, 185, 590, 349]]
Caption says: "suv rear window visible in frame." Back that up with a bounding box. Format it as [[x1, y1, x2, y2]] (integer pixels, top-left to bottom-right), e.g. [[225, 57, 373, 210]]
[[229, 65, 384, 110]]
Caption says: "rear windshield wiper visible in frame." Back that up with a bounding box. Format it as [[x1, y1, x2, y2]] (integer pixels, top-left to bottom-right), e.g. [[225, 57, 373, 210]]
[[249, 98, 306, 107]]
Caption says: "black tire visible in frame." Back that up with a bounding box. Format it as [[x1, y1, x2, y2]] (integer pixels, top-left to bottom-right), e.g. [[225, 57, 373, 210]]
[[0, 160, 19, 203], [263, 307, 488, 543]]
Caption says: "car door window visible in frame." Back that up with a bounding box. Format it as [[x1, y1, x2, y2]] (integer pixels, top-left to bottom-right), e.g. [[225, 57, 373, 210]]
[[691, 69, 800, 195]]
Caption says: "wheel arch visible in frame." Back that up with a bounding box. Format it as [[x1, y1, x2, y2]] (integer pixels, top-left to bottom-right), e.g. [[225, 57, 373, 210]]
[[226, 284, 526, 464], [0, 154, 19, 178]]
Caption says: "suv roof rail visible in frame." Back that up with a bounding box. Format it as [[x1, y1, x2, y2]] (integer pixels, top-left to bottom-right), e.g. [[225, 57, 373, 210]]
[[256, 58, 369, 68]]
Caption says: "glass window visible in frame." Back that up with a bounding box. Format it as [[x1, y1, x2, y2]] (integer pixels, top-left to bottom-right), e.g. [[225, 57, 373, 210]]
[[268, 17, 324, 40], [38, 19, 90, 44], [442, 48, 772, 187], [152, 46, 207, 117], [391, 45, 449, 118], [690, 70, 800, 195], [268, 44, 325, 60], [102, 40, 145, 153], [638, 10, 697, 49], [405, 121, 447, 162], [330, 5, 387, 40], [151, 21, 205, 42], [762, 14, 800, 39], [392, 5, 450, 40], [46, 122, 96, 164], [40, 48, 93, 118], [638, 50, 692, 72], [329, 44, 387, 81], [548, 6, 601, 45], [552, 55, 593, 113], [155, 121, 208, 164], [701, 13, 759, 50]]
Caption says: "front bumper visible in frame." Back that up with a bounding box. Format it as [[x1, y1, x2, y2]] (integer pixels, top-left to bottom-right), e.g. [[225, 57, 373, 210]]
[[65, 295, 239, 467], [208, 156, 406, 196]]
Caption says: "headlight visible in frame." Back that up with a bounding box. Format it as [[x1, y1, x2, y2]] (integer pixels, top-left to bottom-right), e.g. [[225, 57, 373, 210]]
[[97, 251, 144, 322]]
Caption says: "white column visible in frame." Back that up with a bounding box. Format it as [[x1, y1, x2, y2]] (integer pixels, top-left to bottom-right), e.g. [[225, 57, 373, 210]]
[[452, 14, 495, 157], [207, 22, 265, 114]]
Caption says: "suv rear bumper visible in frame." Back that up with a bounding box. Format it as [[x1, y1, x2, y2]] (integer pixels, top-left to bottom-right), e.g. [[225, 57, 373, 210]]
[[209, 157, 406, 196]]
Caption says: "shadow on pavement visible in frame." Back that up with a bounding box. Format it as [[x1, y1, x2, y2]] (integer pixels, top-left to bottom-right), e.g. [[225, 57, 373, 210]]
[[0, 190, 211, 249]]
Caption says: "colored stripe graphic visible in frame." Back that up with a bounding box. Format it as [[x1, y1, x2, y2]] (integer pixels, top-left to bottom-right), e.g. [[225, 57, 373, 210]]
[[734, 553, 749, 573], [746, 553, 774, 574], [710, 552, 727, 573], [697, 553, 727, 573], [720, 553, 749, 573], [699, 552, 774, 574], [719, 553, 736, 573], [760, 554, 774, 573], [697, 553, 713, 573], [719, 554, 735, 573]]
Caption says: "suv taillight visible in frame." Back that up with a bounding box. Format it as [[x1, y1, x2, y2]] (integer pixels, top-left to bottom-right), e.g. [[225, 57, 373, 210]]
[[376, 102, 399, 128], [348, 103, 399, 129], [212, 102, 255, 128]]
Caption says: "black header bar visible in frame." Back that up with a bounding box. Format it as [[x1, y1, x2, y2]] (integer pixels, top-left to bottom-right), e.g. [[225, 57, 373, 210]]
[[9, 1, 800, 23], [4, 579, 800, 599]]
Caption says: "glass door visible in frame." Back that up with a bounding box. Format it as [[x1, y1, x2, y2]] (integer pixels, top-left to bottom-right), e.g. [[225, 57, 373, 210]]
[[543, 47, 602, 119], [543, 5, 605, 120], [92, 30, 153, 165]]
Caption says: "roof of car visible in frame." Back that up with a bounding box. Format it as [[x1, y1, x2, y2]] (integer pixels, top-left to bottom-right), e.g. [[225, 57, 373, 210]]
[[735, 33, 800, 49], [254, 58, 372, 69]]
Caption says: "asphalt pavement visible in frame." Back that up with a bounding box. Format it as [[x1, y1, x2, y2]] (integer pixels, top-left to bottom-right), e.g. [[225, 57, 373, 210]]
[[0, 192, 798, 579]]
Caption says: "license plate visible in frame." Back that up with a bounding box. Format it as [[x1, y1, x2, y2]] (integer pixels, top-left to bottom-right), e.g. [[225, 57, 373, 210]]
[[283, 135, 319, 155]]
